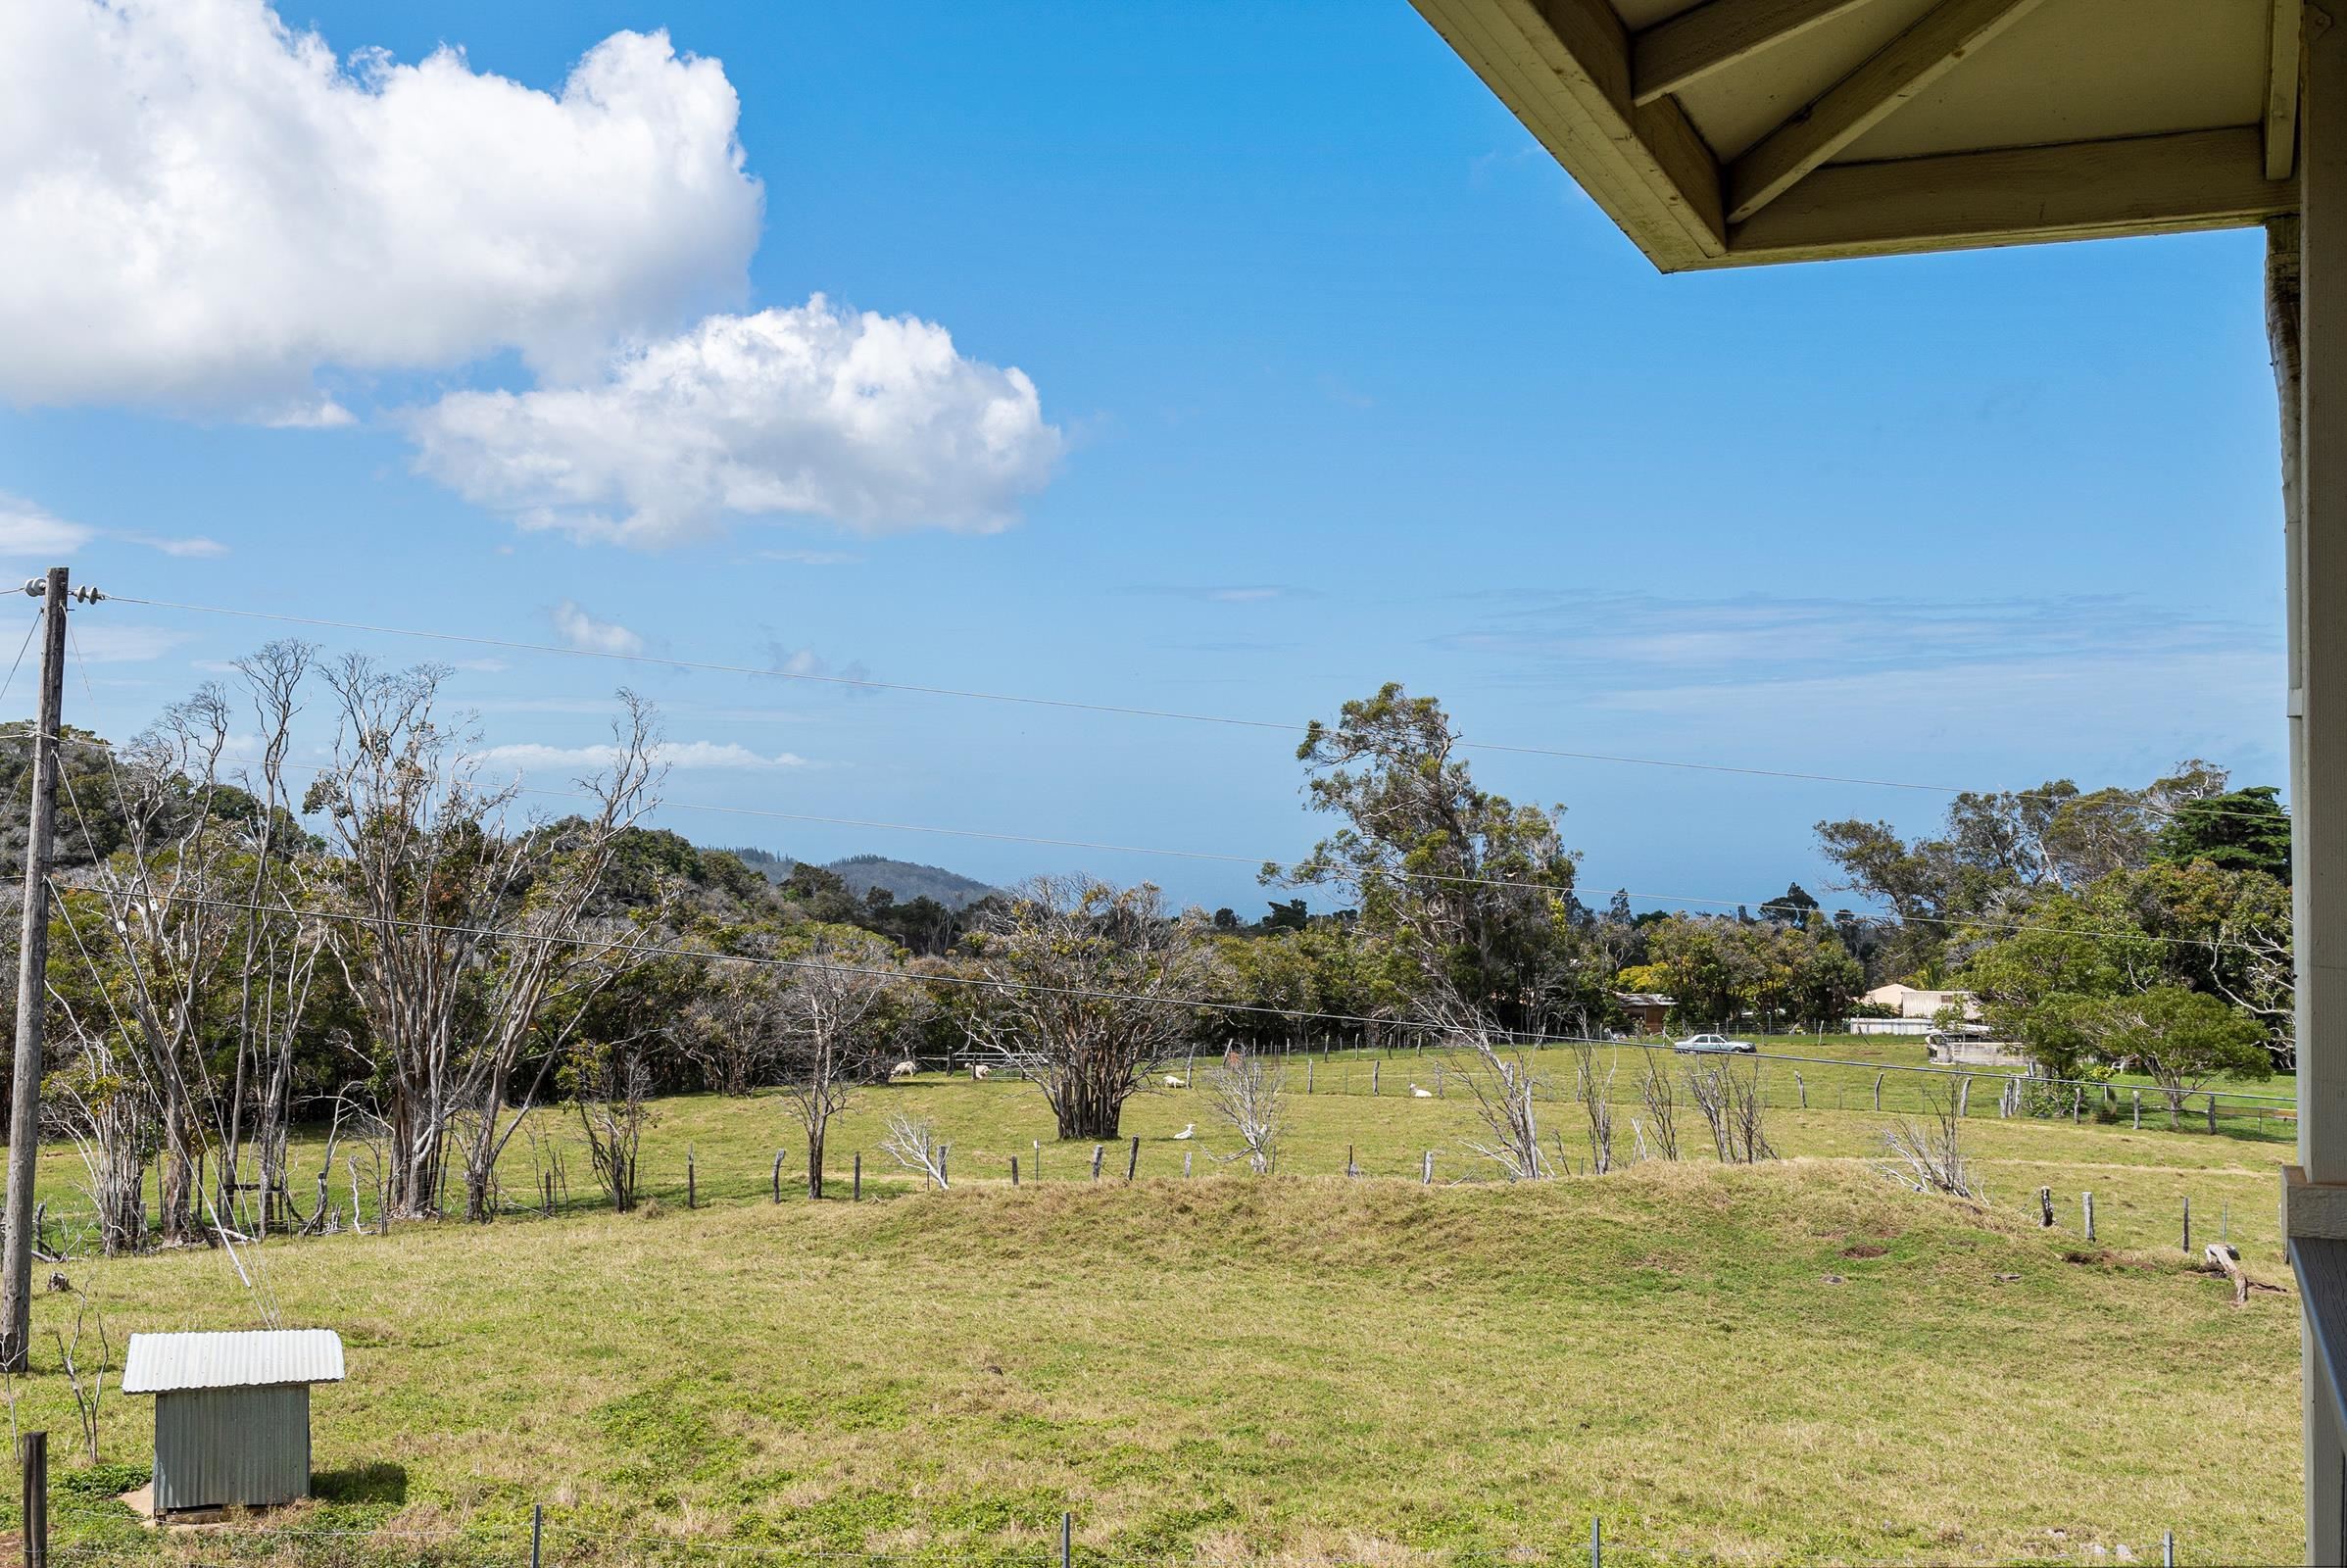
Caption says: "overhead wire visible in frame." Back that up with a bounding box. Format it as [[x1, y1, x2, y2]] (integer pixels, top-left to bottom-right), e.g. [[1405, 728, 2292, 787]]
[[0, 723, 2280, 956], [103, 591, 2272, 811]]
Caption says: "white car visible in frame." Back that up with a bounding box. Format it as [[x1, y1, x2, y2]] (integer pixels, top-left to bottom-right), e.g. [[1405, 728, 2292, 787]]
[[1672, 1032, 1757, 1054]]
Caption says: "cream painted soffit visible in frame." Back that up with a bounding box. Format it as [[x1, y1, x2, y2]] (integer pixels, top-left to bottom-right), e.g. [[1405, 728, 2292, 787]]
[[1410, 0, 2307, 270]]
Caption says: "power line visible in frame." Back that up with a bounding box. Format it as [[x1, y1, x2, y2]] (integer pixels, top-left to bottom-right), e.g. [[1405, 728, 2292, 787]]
[[5, 723, 2281, 956], [105, 592, 2224, 807]]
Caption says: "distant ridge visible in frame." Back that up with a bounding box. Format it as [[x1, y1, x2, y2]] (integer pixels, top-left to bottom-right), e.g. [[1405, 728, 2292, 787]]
[[726, 846, 998, 910]]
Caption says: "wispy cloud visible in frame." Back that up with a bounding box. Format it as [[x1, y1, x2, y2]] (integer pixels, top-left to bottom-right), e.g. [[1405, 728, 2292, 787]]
[[550, 601, 645, 658], [476, 741, 807, 771], [1130, 583, 1313, 605], [1432, 590, 2275, 685], [72, 625, 193, 663], [1431, 590, 2284, 783], [755, 549, 863, 566], [0, 495, 225, 563]]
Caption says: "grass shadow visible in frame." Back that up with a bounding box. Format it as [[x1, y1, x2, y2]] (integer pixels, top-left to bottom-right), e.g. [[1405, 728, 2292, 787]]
[[312, 1461, 408, 1506]]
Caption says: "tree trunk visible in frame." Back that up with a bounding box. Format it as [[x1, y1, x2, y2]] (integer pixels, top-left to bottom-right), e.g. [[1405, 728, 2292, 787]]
[[807, 1120, 826, 1201], [159, 1099, 197, 1244]]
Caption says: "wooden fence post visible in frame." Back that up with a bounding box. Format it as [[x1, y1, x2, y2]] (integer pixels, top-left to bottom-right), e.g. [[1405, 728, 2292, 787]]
[[2038, 1187, 2054, 1227], [1795, 1071, 1805, 1108], [22, 1429, 44, 1568], [2132, 1090, 2141, 1130], [1183, 1151, 1192, 1178], [1091, 1145, 1104, 1181], [2206, 1094, 2219, 1135], [1011, 1156, 1020, 1188], [1422, 1151, 1434, 1185], [1126, 1137, 1140, 1182], [2083, 1191, 2095, 1241], [531, 1502, 543, 1568], [686, 1148, 696, 1210], [1874, 1073, 1882, 1110], [2182, 1195, 2191, 1253], [1958, 1077, 1971, 1117], [1307, 1060, 1314, 1095], [853, 1152, 860, 1201], [771, 1152, 784, 1203], [1061, 1510, 1073, 1568], [1372, 1060, 1381, 1096], [2071, 1087, 2081, 1124], [1346, 1144, 1357, 1178]]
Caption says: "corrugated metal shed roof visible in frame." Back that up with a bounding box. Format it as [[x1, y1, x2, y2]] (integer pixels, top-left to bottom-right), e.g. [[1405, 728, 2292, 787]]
[[121, 1330, 345, 1395]]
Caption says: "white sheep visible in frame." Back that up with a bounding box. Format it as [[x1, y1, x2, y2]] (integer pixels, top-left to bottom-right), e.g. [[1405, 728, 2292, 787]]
[[889, 1060, 916, 1083], [1171, 1123, 1195, 1140], [1409, 1083, 1435, 1099], [1162, 1074, 1188, 1089], [970, 1063, 992, 1081]]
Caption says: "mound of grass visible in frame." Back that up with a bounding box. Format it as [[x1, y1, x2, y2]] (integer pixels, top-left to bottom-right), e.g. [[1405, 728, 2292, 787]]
[[17, 1162, 2297, 1565]]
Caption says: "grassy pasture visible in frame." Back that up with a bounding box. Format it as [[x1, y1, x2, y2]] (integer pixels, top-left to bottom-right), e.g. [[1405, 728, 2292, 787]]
[[1, 1058, 2308, 1565]]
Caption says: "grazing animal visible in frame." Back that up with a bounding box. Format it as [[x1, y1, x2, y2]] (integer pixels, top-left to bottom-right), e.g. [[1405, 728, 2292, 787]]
[[1409, 1083, 1435, 1099], [889, 1060, 917, 1083], [1162, 1074, 1188, 1089], [1171, 1123, 1195, 1140], [970, 1064, 991, 1081]]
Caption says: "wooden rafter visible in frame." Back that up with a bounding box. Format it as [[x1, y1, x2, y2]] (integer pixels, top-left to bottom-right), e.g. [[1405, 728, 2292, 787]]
[[1721, 128, 2298, 268], [1410, 0, 1726, 267], [2272, 0, 2306, 179], [1725, 0, 2048, 223], [1633, 0, 1880, 107]]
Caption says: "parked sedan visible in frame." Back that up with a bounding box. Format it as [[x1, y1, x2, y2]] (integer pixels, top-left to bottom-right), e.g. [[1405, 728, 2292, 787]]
[[1672, 1032, 1757, 1054]]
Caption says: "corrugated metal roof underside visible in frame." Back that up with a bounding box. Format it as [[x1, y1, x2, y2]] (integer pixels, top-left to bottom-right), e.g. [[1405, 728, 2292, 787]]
[[122, 1329, 346, 1395]]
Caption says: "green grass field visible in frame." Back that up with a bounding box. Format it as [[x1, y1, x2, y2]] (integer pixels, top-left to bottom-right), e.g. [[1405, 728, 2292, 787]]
[[4, 1054, 2307, 1565]]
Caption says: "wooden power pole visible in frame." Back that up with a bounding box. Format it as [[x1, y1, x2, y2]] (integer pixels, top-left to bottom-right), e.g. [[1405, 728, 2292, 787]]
[[1, 568, 70, 1371]]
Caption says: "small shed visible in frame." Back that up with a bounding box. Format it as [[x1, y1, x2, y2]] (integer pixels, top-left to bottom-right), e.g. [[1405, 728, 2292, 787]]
[[1613, 992, 1675, 1035], [121, 1329, 345, 1514]]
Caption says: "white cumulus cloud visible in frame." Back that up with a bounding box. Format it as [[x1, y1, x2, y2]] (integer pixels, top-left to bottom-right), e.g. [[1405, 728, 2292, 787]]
[[551, 602, 645, 658], [477, 741, 806, 772], [0, 2, 761, 414], [409, 297, 1064, 547]]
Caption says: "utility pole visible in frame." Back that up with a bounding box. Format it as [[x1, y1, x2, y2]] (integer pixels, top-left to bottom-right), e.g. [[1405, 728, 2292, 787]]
[[2, 569, 73, 1371]]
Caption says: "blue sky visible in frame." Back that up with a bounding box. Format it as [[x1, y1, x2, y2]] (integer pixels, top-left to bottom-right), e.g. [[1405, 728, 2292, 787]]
[[0, 0, 2287, 917]]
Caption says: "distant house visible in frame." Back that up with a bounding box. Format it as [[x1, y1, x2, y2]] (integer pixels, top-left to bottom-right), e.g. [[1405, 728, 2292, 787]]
[[1614, 993, 1673, 1036], [1853, 984, 1982, 1037], [122, 1329, 345, 1515]]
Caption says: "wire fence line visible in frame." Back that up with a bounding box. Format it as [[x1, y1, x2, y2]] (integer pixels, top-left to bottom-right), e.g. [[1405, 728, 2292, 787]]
[[24, 1503, 2196, 1568]]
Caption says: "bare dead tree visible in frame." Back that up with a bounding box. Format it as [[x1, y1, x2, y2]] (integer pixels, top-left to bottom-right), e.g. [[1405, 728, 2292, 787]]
[[1443, 1016, 1550, 1180], [1204, 1049, 1285, 1173], [567, 1043, 653, 1213], [307, 662, 661, 1220], [44, 1006, 153, 1256], [962, 876, 1214, 1141], [879, 1110, 951, 1189], [1686, 1060, 1776, 1164], [772, 930, 904, 1199], [1876, 1091, 1980, 1201], [1571, 1040, 1616, 1174], [49, 1277, 110, 1463], [1637, 1053, 1680, 1161], [222, 641, 329, 1237]]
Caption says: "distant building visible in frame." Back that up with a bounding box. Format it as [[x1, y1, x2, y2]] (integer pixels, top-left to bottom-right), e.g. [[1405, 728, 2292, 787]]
[[1853, 984, 1983, 1037], [122, 1329, 345, 1515], [1614, 993, 1673, 1036]]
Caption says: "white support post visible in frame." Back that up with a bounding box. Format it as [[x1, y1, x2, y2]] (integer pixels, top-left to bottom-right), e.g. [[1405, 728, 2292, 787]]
[[2300, 12, 2347, 1559]]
